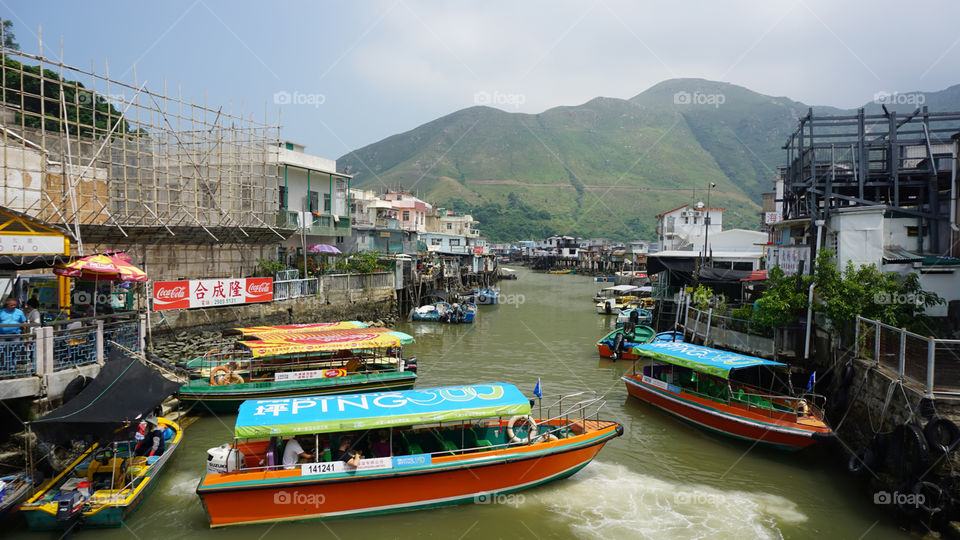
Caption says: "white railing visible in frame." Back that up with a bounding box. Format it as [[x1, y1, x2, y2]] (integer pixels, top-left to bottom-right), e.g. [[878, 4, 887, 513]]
[[273, 278, 318, 301]]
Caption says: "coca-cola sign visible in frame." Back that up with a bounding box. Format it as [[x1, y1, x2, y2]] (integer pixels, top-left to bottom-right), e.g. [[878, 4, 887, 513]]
[[152, 277, 273, 311]]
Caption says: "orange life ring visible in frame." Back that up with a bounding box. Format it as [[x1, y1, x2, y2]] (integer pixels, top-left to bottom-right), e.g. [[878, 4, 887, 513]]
[[210, 366, 244, 386]]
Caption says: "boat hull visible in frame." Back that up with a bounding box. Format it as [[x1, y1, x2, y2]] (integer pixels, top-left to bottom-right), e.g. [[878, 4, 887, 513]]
[[180, 371, 417, 413], [621, 375, 829, 450], [22, 418, 182, 530], [197, 424, 620, 527]]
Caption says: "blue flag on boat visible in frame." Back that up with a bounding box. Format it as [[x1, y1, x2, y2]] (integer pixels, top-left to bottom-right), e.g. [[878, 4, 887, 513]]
[[807, 371, 816, 392], [533, 378, 542, 399]]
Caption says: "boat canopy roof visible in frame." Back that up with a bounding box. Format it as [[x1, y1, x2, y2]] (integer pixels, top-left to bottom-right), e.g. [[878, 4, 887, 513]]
[[629, 342, 786, 379], [226, 321, 368, 338], [237, 328, 414, 358], [234, 383, 531, 438], [603, 285, 644, 293]]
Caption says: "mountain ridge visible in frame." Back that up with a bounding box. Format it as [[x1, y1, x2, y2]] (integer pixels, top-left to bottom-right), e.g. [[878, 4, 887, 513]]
[[338, 78, 960, 242]]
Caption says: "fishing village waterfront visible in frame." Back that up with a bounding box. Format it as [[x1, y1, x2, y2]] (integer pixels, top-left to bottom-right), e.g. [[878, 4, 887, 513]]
[[4, 4, 960, 538], [6, 269, 911, 538]]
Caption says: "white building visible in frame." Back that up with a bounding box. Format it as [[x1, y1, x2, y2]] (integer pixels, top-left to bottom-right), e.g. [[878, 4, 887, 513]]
[[656, 202, 723, 252]]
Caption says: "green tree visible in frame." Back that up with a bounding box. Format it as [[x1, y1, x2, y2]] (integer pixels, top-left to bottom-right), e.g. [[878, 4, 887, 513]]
[[2, 19, 19, 50]]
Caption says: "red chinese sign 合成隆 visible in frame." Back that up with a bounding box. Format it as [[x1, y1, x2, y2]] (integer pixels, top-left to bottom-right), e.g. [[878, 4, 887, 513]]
[[152, 277, 273, 311]]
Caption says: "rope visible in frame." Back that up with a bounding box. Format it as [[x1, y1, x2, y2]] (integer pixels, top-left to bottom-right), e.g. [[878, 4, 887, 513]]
[[835, 364, 871, 432]]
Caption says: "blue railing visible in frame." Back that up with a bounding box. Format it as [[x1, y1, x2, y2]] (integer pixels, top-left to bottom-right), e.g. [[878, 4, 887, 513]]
[[104, 318, 141, 357], [52, 326, 98, 371], [0, 331, 36, 380]]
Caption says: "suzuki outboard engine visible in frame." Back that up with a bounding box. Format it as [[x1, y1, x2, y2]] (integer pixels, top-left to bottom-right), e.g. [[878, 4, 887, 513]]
[[206, 444, 246, 475]]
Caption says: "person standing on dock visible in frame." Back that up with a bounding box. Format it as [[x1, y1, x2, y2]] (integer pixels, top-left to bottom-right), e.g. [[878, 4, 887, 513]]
[[0, 298, 26, 335]]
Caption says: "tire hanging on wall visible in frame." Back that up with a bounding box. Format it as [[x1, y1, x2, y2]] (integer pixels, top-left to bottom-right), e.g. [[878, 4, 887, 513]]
[[848, 447, 876, 475], [889, 423, 930, 480], [61, 375, 92, 404], [924, 418, 960, 456]]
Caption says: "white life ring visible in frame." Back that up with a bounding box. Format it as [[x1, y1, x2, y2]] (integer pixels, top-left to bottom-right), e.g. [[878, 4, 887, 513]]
[[507, 415, 539, 444]]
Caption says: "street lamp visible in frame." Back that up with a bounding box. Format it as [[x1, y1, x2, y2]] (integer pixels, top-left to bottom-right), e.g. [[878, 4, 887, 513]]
[[703, 182, 716, 259]]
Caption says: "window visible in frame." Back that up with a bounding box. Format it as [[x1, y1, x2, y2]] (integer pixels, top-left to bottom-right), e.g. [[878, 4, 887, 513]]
[[450, 239, 460, 246], [431, 238, 442, 246], [309, 191, 318, 212], [906, 226, 928, 237], [323, 193, 331, 212], [446, 223, 452, 230], [336, 236, 345, 243], [732, 262, 754, 271], [279, 186, 287, 211], [403, 211, 411, 220]]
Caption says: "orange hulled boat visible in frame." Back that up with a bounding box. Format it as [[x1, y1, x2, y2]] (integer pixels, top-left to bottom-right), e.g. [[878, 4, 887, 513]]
[[622, 341, 833, 451], [196, 383, 622, 527]]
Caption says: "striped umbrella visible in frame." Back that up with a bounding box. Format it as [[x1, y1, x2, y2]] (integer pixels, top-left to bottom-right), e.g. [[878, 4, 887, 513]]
[[54, 253, 148, 282]]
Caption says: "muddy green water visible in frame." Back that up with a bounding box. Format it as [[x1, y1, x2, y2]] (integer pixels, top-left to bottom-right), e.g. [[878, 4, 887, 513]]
[[11, 268, 908, 539]]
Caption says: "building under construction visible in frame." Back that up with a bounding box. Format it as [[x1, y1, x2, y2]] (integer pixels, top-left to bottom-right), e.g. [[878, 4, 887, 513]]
[[0, 42, 288, 282], [768, 106, 960, 316]]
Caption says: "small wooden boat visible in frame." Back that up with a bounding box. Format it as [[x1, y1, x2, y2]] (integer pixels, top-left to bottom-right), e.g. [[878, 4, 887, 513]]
[[411, 302, 477, 323], [621, 342, 833, 450], [22, 418, 182, 530], [596, 326, 656, 360], [548, 269, 574, 274], [462, 287, 499, 305], [196, 383, 622, 527], [651, 331, 684, 343], [179, 327, 418, 413], [0, 473, 32, 516]]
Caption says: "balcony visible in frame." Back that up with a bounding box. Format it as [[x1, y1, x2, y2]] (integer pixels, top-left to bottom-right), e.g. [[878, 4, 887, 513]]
[[275, 211, 351, 236]]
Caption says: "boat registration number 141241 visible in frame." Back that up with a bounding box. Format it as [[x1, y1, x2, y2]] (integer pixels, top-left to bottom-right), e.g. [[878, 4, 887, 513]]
[[301, 462, 342, 475]]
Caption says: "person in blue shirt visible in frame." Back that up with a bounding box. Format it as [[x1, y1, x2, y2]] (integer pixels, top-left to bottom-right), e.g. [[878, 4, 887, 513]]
[[0, 298, 26, 335]]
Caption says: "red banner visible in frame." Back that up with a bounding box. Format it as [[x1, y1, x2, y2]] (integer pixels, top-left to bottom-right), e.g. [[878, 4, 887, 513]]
[[152, 277, 273, 311]]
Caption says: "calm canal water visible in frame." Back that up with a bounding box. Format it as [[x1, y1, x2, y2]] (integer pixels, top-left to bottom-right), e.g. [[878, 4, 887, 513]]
[[12, 268, 907, 539]]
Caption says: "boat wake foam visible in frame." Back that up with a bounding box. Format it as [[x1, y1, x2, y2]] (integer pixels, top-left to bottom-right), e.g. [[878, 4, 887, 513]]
[[532, 461, 806, 539]]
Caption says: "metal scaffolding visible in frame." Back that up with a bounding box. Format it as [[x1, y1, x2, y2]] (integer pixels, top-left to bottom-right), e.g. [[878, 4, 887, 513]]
[[780, 106, 960, 254], [0, 38, 283, 256]]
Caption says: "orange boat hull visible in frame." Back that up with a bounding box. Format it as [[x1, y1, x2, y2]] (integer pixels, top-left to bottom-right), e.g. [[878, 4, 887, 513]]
[[197, 424, 620, 527]]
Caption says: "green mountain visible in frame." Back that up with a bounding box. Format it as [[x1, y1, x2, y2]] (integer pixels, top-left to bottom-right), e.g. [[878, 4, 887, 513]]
[[338, 78, 960, 242]]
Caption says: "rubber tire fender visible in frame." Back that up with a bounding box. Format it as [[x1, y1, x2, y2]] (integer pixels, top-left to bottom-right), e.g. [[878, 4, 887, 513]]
[[62, 375, 92, 404], [890, 423, 930, 479], [924, 418, 960, 455], [913, 481, 946, 515], [848, 448, 876, 475], [839, 361, 855, 387]]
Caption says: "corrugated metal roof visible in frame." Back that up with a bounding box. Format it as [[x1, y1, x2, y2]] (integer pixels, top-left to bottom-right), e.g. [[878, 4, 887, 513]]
[[882, 247, 923, 264]]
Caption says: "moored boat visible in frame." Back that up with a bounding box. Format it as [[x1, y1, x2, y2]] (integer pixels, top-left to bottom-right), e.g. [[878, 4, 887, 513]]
[[0, 473, 32, 517], [195, 383, 622, 527], [411, 301, 477, 323], [179, 327, 418, 413], [22, 349, 184, 530], [596, 326, 656, 360], [621, 341, 833, 450], [616, 308, 653, 327]]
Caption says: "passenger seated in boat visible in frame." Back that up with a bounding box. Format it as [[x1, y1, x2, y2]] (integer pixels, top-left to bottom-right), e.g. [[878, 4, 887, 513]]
[[370, 431, 391, 458], [134, 417, 165, 457], [334, 436, 362, 467], [282, 436, 315, 469]]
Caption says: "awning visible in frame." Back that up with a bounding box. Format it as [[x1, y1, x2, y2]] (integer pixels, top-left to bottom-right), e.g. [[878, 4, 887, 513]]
[[31, 349, 183, 444], [883, 247, 923, 264], [234, 383, 531, 438], [225, 321, 368, 338], [629, 342, 785, 379], [740, 270, 768, 282], [238, 329, 414, 358]]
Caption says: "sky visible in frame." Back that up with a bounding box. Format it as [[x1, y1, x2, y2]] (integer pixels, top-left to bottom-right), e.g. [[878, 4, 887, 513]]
[[4, 0, 960, 159]]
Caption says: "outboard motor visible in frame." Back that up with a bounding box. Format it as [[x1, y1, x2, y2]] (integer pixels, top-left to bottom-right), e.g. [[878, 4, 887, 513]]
[[611, 332, 625, 360], [403, 357, 418, 373], [206, 444, 246, 475], [56, 490, 84, 530], [605, 299, 613, 315]]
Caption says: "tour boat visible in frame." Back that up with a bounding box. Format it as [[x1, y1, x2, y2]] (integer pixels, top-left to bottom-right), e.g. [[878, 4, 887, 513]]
[[592, 284, 649, 304], [596, 326, 656, 359], [195, 383, 622, 527], [22, 349, 184, 530], [462, 287, 499, 305], [179, 327, 418, 413], [621, 342, 833, 450]]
